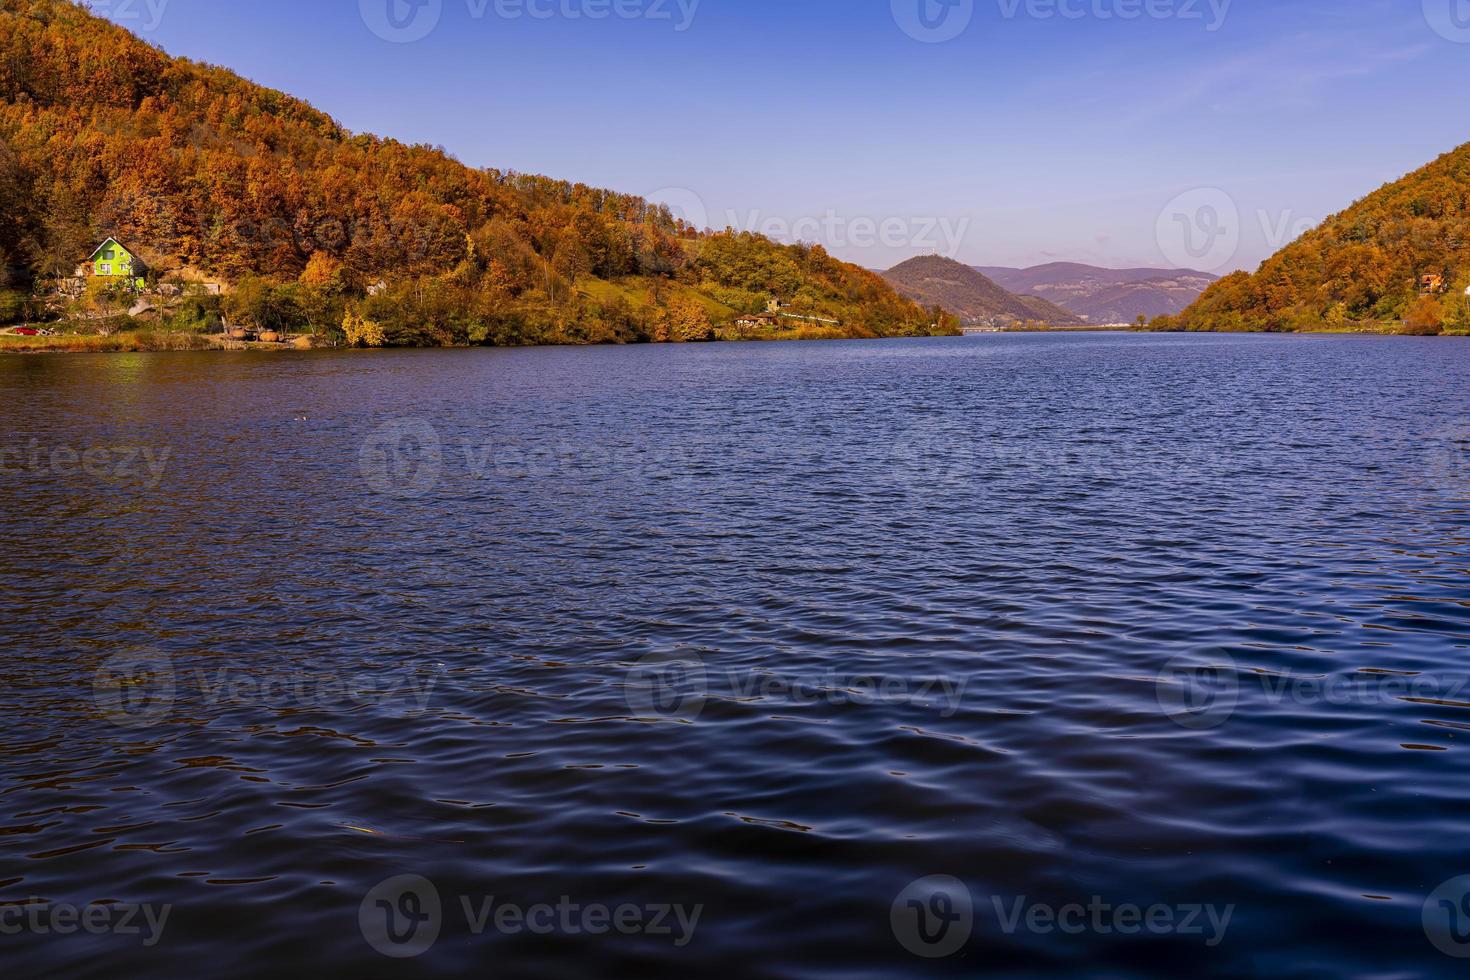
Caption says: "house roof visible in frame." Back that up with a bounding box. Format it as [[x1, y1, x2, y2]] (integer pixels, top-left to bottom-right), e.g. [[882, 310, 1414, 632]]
[[86, 238, 137, 262]]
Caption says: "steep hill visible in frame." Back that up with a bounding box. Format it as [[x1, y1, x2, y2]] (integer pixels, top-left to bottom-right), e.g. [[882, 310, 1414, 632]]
[[883, 256, 1082, 327], [977, 263, 1216, 323], [1157, 143, 1470, 333], [0, 0, 952, 344]]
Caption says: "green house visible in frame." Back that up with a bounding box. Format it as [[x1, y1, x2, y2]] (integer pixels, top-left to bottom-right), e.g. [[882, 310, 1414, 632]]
[[86, 238, 147, 287]]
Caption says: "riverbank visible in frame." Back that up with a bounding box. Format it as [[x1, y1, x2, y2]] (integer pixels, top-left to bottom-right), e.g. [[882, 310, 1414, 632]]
[[0, 330, 313, 354], [1144, 321, 1470, 337], [0, 319, 942, 353]]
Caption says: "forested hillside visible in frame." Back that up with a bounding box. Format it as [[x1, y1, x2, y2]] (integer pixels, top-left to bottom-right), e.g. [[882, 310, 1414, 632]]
[[1154, 143, 1470, 334], [0, 0, 952, 345], [883, 256, 1082, 327]]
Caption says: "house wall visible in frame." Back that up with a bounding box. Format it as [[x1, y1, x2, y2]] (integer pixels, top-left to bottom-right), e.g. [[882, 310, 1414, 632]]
[[94, 242, 136, 278], [89, 242, 147, 288]]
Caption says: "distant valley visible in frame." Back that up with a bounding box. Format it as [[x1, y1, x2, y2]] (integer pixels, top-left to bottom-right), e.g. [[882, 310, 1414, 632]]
[[976, 263, 1218, 323]]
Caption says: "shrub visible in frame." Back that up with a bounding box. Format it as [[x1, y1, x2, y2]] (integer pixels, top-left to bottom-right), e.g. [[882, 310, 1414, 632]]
[[225, 277, 305, 332], [1403, 295, 1445, 336], [342, 308, 386, 348]]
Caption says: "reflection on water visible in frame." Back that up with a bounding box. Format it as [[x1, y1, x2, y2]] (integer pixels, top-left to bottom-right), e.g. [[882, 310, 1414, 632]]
[[2, 333, 1470, 977]]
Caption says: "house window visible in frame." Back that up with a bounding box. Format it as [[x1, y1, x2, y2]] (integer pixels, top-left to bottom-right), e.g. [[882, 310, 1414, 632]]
[[99, 263, 111, 275]]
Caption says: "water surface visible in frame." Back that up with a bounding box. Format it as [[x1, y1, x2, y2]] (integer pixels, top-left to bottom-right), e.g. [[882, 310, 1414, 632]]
[[3, 333, 1470, 977]]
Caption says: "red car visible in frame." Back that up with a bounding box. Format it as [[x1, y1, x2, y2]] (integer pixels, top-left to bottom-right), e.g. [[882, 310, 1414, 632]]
[[12, 328, 40, 336]]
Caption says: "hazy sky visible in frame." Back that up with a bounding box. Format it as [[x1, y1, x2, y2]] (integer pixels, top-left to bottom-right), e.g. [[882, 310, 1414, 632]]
[[89, 0, 1470, 272]]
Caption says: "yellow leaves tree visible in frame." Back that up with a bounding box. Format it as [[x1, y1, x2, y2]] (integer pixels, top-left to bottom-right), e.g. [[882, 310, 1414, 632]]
[[665, 295, 713, 342], [342, 307, 385, 347]]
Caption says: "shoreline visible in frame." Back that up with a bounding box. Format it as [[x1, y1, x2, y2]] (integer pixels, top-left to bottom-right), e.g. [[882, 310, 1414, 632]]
[[4, 324, 1467, 355], [0, 326, 957, 355]]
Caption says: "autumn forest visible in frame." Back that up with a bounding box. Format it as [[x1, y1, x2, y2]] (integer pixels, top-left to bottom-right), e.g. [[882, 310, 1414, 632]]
[[0, 0, 956, 347]]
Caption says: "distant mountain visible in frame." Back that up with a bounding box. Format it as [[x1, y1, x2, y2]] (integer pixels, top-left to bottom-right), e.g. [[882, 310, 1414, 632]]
[[1014, 294, 1070, 322], [1162, 142, 1470, 333], [883, 256, 1083, 327], [976, 263, 1217, 323]]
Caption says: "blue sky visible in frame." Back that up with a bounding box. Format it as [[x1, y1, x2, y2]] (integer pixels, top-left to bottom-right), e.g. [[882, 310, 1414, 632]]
[[89, 0, 1470, 272]]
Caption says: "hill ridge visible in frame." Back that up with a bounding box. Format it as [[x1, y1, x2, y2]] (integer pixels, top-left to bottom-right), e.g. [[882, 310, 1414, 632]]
[[882, 256, 1082, 327], [0, 0, 953, 345], [977, 263, 1217, 323], [1160, 143, 1470, 332]]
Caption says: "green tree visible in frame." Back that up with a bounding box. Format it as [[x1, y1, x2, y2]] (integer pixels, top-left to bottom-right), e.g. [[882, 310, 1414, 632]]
[[1443, 292, 1470, 331], [225, 277, 303, 332]]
